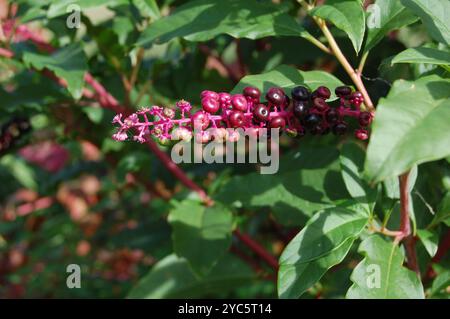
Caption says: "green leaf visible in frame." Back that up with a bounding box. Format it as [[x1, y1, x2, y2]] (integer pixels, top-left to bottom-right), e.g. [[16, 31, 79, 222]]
[[278, 236, 355, 298], [365, 75, 450, 183], [22, 44, 87, 99], [132, 0, 160, 20], [430, 269, 450, 296], [279, 207, 368, 266], [430, 192, 450, 227], [127, 253, 256, 298], [401, 0, 450, 45], [364, 0, 418, 52], [392, 47, 450, 68], [231, 65, 344, 100], [347, 235, 425, 298], [340, 142, 378, 213], [137, 0, 310, 47], [214, 146, 350, 225], [417, 229, 439, 257], [168, 200, 233, 276], [0, 155, 37, 190], [310, 0, 365, 53], [47, 0, 128, 18]]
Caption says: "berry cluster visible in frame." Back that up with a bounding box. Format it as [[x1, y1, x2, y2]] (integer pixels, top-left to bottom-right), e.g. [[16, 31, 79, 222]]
[[0, 117, 31, 155], [112, 85, 372, 145]]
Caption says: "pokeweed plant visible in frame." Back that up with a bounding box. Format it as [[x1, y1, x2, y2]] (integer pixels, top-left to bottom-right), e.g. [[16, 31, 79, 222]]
[[0, 0, 449, 299]]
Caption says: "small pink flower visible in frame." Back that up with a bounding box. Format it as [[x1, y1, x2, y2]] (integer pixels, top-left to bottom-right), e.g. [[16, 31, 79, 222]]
[[176, 100, 192, 113], [112, 131, 128, 141], [112, 113, 122, 124], [123, 114, 138, 128], [133, 135, 146, 143]]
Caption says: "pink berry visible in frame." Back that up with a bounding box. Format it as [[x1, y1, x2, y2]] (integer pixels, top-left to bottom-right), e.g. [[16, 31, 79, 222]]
[[231, 94, 248, 112], [201, 90, 219, 101], [269, 116, 286, 129], [243, 86, 261, 101], [229, 110, 245, 128], [355, 129, 369, 140], [201, 97, 220, 113], [191, 111, 210, 130], [195, 130, 211, 143]]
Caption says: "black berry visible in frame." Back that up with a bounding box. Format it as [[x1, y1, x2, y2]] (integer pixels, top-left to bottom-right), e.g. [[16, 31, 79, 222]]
[[312, 97, 328, 112], [332, 122, 348, 135], [291, 86, 310, 101], [293, 100, 308, 118], [335, 86, 352, 97], [326, 109, 339, 124], [358, 112, 372, 126], [304, 113, 321, 129]]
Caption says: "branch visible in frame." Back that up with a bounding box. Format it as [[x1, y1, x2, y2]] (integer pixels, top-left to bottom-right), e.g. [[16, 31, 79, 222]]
[[396, 171, 420, 275], [233, 229, 279, 271]]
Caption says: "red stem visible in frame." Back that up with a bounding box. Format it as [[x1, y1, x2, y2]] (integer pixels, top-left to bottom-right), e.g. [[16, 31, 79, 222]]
[[397, 172, 420, 275], [233, 229, 279, 271]]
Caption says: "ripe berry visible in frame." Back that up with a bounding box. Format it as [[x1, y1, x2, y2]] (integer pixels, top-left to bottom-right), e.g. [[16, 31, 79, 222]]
[[269, 116, 286, 129], [312, 97, 328, 112], [335, 86, 352, 97], [243, 86, 261, 101], [293, 100, 308, 118], [355, 129, 369, 140], [219, 92, 231, 107], [201, 90, 219, 101], [201, 97, 220, 113], [358, 112, 372, 126], [231, 94, 248, 112], [266, 87, 285, 105], [316, 86, 331, 99], [304, 113, 321, 129], [332, 122, 348, 135], [291, 86, 310, 101], [326, 109, 339, 124], [191, 111, 210, 130], [229, 110, 245, 128], [351, 92, 364, 107], [284, 94, 291, 107], [253, 104, 270, 122]]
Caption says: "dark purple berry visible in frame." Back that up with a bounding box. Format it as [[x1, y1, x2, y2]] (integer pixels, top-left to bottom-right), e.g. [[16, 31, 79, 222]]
[[335, 86, 352, 97], [266, 87, 286, 105], [304, 113, 321, 129], [191, 111, 210, 130], [313, 97, 328, 112], [332, 122, 348, 135], [291, 86, 310, 101], [201, 97, 220, 113], [293, 100, 308, 118], [253, 104, 270, 122], [316, 86, 331, 99], [358, 112, 372, 126], [326, 109, 339, 124], [269, 116, 286, 129], [229, 110, 245, 128], [284, 94, 291, 107], [231, 94, 248, 112], [243, 86, 261, 101]]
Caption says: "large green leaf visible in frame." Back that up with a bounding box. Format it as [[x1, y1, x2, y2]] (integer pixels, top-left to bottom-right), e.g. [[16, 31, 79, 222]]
[[214, 146, 350, 225], [279, 207, 368, 266], [22, 44, 87, 99], [278, 236, 355, 299], [310, 0, 365, 53], [392, 47, 450, 69], [364, 0, 418, 52], [168, 200, 233, 275], [127, 253, 256, 298], [132, 0, 160, 20], [47, 0, 128, 18], [232, 65, 344, 100], [347, 235, 425, 298], [137, 0, 310, 47], [340, 142, 378, 213], [365, 75, 450, 183], [401, 0, 450, 45]]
